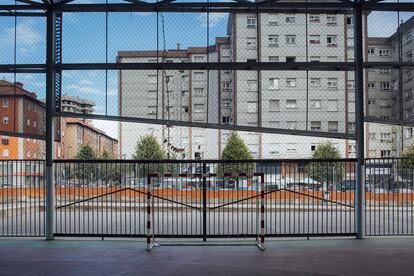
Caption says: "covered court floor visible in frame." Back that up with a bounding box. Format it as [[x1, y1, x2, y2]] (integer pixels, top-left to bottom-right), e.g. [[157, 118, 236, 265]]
[[1, 238, 414, 276]]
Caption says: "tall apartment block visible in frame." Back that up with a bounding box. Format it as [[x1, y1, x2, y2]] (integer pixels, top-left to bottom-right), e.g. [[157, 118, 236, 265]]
[[118, 12, 414, 160]]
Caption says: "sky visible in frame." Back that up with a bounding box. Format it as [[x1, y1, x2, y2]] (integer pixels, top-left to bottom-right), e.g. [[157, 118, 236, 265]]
[[0, 5, 413, 139]]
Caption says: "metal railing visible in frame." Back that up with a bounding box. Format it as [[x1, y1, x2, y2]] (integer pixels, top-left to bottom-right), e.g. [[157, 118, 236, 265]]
[[365, 158, 414, 236], [53, 159, 357, 239], [0, 160, 45, 237], [2, 158, 414, 238]]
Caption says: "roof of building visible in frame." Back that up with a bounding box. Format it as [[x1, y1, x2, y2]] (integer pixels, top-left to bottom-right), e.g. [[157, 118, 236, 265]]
[[65, 118, 118, 142], [0, 80, 45, 107]]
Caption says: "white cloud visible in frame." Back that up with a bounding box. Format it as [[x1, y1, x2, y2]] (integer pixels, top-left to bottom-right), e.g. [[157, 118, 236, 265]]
[[0, 19, 42, 46], [198, 13, 228, 28]]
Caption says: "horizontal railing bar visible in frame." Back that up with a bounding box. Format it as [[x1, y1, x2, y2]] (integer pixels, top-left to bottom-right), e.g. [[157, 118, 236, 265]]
[[282, 188, 355, 209], [56, 112, 356, 140], [53, 158, 358, 163]]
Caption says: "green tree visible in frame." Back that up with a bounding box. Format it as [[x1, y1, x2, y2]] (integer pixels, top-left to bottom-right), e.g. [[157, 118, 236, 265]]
[[219, 132, 255, 183], [309, 142, 343, 185], [75, 144, 96, 160], [100, 150, 111, 160], [397, 145, 414, 180], [132, 135, 166, 160], [132, 135, 167, 178]]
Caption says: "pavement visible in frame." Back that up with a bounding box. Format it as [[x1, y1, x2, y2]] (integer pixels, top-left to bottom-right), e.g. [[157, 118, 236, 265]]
[[1, 237, 414, 275]]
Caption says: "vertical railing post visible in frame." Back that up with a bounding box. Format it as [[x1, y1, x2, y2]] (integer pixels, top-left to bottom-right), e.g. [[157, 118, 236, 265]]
[[202, 162, 207, 242], [354, 2, 365, 239], [45, 7, 56, 241], [146, 174, 153, 251]]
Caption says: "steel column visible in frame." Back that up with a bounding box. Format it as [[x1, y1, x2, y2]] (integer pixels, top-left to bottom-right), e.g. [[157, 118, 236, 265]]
[[353, 2, 365, 239], [45, 8, 56, 240]]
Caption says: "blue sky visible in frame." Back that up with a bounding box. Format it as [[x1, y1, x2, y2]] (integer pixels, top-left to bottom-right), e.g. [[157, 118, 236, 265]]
[[0, 9, 413, 138]]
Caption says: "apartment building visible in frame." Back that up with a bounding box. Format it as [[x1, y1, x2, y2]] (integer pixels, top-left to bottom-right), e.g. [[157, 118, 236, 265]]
[[118, 12, 362, 159], [62, 118, 118, 159], [366, 16, 414, 157], [61, 94, 94, 114], [0, 80, 46, 160]]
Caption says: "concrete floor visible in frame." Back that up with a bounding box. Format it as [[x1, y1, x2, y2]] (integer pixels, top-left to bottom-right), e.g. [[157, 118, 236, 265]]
[[1, 238, 414, 276]]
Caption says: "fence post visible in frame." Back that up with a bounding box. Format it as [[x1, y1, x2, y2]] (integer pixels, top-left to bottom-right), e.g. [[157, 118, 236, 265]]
[[354, 2, 365, 239], [202, 163, 207, 242], [146, 174, 153, 251], [45, 8, 56, 241]]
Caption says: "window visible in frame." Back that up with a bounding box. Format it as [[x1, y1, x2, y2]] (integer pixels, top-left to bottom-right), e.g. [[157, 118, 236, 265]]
[[310, 78, 321, 87], [310, 56, 320, 62], [406, 108, 413, 120], [380, 82, 390, 91], [268, 20, 278, 26], [194, 88, 205, 96], [269, 100, 280, 111], [222, 82, 231, 90], [406, 128, 413, 139], [407, 70, 413, 81], [194, 104, 204, 113], [148, 75, 157, 84], [380, 132, 391, 142], [327, 100, 338, 111], [368, 48, 375, 54], [406, 30, 412, 43], [286, 78, 296, 87], [381, 150, 391, 158], [33, 121, 36, 128], [286, 56, 296, 62], [269, 56, 279, 62], [406, 50, 413, 62], [247, 80, 257, 91], [222, 116, 231, 124], [369, 133, 376, 141], [147, 106, 156, 115], [379, 68, 391, 74], [327, 78, 338, 89], [286, 35, 296, 44], [309, 35, 320, 44], [328, 121, 338, 132], [2, 99, 9, 108], [246, 37, 257, 49], [268, 78, 279, 90], [348, 122, 356, 133], [311, 121, 321, 131], [247, 17, 256, 28], [2, 149, 9, 157], [268, 35, 279, 47], [327, 35, 337, 47], [326, 15, 337, 25], [309, 14, 320, 23], [193, 71, 205, 81], [368, 82, 376, 89], [286, 100, 297, 109], [193, 55, 204, 62], [309, 99, 321, 109], [247, 102, 257, 113], [287, 121, 297, 130], [286, 15, 295, 23], [182, 106, 189, 113], [27, 119, 30, 127], [406, 89, 413, 100], [346, 17, 353, 25], [147, 90, 157, 99], [222, 100, 231, 108], [379, 49, 390, 57], [347, 80, 355, 90]]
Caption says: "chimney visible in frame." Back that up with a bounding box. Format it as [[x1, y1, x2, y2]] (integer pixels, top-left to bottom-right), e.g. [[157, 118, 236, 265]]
[[177, 43, 181, 50]]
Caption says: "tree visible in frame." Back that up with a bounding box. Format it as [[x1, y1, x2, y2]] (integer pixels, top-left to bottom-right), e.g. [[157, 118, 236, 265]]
[[397, 145, 414, 180], [132, 135, 166, 178], [132, 135, 166, 160], [75, 144, 96, 160], [219, 132, 255, 184], [100, 150, 111, 160], [309, 142, 343, 185]]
